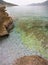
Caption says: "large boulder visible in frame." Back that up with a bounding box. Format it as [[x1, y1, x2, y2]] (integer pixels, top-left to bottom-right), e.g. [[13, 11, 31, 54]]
[[0, 5, 13, 37], [3, 17, 13, 31], [13, 55, 48, 65]]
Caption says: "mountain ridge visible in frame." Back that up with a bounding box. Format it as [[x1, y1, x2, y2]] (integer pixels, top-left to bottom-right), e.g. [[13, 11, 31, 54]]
[[0, 0, 18, 6], [29, 0, 48, 6]]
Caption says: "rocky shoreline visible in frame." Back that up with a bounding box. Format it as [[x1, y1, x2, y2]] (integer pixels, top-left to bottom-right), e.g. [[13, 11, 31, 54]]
[[13, 55, 48, 65], [0, 5, 14, 37]]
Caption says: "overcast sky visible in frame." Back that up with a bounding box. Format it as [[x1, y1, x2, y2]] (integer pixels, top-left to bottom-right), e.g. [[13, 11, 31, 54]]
[[4, 0, 46, 5]]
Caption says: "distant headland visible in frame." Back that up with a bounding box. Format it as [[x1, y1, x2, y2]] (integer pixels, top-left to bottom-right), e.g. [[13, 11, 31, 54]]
[[0, 0, 18, 6], [29, 0, 48, 6]]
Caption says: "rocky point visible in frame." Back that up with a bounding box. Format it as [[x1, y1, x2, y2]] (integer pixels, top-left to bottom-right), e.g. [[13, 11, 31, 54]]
[[0, 4, 13, 37]]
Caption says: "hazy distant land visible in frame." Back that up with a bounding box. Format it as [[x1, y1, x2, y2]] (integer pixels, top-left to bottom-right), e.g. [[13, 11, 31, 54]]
[[0, 0, 18, 6], [29, 0, 48, 6]]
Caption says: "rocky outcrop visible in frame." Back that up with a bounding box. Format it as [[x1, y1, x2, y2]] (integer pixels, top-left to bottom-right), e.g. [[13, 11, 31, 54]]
[[0, 5, 13, 37], [13, 55, 48, 65]]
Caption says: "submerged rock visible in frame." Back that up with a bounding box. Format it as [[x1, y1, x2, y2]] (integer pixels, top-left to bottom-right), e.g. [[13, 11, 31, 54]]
[[13, 55, 48, 65], [0, 5, 13, 37]]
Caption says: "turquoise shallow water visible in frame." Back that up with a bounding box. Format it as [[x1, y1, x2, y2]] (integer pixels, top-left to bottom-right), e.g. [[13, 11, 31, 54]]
[[0, 6, 48, 65]]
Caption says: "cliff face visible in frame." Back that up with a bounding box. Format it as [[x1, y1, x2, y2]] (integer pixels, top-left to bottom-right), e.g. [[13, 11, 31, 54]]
[[0, 5, 13, 37]]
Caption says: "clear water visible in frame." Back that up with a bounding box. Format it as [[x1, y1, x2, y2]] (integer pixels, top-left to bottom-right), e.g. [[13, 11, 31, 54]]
[[7, 6, 48, 21], [0, 6, 48, 65]]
